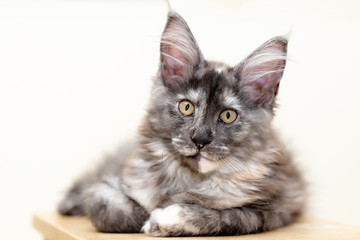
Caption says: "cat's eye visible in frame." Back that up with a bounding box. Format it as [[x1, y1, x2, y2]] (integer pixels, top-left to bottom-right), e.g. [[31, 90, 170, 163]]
[[178, 100, 195, 116], [219, 110, 237, 124]]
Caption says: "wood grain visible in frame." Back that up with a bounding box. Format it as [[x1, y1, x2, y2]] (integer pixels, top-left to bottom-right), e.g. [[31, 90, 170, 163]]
[[33, 213, 360, 240]]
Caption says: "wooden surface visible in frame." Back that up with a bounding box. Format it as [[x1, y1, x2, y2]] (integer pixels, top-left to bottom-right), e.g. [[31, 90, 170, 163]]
[[33, 213, 360, 240]]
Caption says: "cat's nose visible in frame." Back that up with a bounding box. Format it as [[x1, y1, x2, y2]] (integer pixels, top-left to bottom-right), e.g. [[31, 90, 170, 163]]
[[191, 128, 212, 149]]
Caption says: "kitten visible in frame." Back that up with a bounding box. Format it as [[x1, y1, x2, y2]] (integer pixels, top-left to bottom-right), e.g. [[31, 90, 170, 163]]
[[58, 12, 306, 236]]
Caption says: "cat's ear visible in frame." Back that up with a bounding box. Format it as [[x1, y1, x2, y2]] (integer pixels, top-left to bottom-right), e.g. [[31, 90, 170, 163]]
[[160, 12, 204, 87], [234, 37, 287, 109]]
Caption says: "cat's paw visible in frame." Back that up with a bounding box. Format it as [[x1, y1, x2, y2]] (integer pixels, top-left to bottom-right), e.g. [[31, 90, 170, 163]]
[[142, 204, 186, 236]]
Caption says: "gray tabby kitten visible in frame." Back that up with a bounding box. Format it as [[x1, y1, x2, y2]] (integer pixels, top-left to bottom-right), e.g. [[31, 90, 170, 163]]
[[58, 12, 306, 236]]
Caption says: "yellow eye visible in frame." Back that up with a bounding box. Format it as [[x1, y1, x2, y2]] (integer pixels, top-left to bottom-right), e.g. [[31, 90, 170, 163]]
[[219, 110, 237, 124], [178, 100, 195, 116]]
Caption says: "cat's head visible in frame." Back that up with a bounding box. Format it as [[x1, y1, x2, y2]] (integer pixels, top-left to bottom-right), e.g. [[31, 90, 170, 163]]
[[144, 12, 287, 174]]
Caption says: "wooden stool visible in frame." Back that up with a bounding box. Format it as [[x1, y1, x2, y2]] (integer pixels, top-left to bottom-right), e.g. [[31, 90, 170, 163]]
[[33, 213, 360, 240]]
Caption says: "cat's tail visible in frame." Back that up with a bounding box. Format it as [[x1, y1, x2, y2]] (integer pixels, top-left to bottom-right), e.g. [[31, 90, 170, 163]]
[[57, 177, 95, 216], [57, 173, 149, 233]]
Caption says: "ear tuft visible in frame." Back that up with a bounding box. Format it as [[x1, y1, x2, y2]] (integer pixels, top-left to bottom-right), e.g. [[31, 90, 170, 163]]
[[160, 12, 203, 87], [235, 37, 287, 108]]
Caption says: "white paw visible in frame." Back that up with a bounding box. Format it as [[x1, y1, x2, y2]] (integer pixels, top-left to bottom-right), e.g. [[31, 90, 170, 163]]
[[142, 204, 184, 236], [152, 204, 183, 226]]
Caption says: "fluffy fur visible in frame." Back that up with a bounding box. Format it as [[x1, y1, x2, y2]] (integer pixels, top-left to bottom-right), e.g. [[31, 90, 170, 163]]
[[58, 12, 306, 236]]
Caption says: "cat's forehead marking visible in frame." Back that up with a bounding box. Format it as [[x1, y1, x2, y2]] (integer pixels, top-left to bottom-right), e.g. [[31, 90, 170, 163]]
[[222, 88, 242, 111], [177, 88, 206, 103], [215, 66, 226, 74], [188, 88, 206, 103], [195, 61, 230, 79], [207, 61, 229, 74]]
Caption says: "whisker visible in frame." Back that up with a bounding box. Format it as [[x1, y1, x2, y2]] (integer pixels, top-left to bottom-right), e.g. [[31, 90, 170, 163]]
[[224, 158, 255, 179]]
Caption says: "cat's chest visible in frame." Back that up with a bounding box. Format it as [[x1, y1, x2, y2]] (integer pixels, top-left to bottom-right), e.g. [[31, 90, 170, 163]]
[[123, 154, 263, 211]]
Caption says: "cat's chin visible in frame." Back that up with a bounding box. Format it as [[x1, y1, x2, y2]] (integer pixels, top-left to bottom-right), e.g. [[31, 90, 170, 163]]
[[182, 153, 220, 174]]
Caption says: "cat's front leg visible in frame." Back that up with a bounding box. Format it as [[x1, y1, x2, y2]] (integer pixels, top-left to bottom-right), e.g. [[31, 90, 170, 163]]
[[143, 204, 221, 236], [142, 203, 292, 236], [142, 204, 203, 237]]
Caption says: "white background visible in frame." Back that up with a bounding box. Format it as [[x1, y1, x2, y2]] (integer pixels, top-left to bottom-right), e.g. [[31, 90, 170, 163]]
[[1, 0, 360, 239]]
